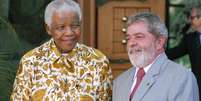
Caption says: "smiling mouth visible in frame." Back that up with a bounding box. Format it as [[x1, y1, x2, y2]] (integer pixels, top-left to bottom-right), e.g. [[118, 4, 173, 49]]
[[129, 49, 142, 54], [61, 36, 76, 42]]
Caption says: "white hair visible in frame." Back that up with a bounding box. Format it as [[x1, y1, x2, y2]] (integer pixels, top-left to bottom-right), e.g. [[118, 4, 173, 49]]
[[44, 0, 82, 27], [127, 12, 168, 38]]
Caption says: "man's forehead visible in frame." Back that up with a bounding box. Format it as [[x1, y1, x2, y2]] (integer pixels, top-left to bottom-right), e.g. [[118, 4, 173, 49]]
[[127, 22, 148, 31]]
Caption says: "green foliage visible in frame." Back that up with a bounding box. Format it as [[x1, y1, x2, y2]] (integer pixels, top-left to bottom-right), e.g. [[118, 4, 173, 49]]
[[96, 0, 108, 6], [0, 17, 20, 57], [0, 0, 9, 19], [169, 0, 201, 39], [0, 16, 20, 101], [9, 0, 51, 47], [0, 60, 16, 101]]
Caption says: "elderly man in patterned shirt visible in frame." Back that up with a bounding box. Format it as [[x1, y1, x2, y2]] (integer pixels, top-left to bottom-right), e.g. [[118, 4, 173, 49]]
[[10, 0, 112, 100]]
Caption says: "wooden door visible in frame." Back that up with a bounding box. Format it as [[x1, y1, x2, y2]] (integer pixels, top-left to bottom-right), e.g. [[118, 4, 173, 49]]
[[98, 0, 165, 79], [77, 0, 96, 47]]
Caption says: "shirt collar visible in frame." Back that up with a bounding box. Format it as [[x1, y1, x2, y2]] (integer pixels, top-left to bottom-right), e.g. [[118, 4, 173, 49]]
[[135, 60, 152, 74], [48, 38, 79, 62]]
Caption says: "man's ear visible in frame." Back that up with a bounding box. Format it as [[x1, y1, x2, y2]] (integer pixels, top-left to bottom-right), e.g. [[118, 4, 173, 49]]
[[197, 17, 201, 26], [45, 23, 52, 35], [156, 37, 166, 50]]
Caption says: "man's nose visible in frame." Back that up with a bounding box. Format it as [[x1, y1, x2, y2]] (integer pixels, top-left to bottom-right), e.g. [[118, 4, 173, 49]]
[[127, 40, 137, 48], [63, 27, 74, 35]]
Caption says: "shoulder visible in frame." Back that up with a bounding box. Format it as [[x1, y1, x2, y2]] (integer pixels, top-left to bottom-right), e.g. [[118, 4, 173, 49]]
[[78, 43, 108, 60], [166, 60, 189, 73], [165, 61, 199, 101], [184, 31, 198, 39], [165, 59, 195, 80], [114, 67, 134, 83], [21, 40, 50, 62]]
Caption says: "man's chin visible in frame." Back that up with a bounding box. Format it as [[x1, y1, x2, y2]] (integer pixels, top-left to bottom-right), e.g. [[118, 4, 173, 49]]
[[130, 57, 148, 68], [60, 44, 76, 53]]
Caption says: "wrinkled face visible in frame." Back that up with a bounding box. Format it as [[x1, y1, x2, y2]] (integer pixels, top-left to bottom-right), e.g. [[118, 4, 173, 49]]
[[126, 22, 162, 68], [46, 10, 81, 53], [190, 8, 201, 30]]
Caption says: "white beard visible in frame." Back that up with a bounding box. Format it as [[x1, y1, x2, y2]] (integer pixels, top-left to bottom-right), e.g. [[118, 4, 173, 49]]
[[128, 43, 156, 68]]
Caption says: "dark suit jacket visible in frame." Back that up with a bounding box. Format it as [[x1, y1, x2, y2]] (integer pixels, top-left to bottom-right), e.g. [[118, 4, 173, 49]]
[[166, 31, 201, 80]]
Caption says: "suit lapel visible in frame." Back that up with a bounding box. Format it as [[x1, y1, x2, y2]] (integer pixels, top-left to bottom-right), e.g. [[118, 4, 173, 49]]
[[125, 67, 136, 100], [132, 53, 167, 101]]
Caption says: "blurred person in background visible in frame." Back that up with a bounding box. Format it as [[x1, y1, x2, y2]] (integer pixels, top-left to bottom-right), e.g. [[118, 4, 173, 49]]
[[166, 4, 201, 98]]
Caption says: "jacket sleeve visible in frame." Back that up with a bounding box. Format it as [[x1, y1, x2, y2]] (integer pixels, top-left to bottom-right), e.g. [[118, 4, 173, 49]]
[[165, 34, 189, 60], [112, 79, 117, 101], [96, 55, 113, 101]]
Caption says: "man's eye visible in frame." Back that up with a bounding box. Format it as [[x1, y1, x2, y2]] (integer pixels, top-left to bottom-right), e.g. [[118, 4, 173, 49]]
[[55, 26, 65, 30], [135, 35, 145, 39], [136, 36, 142, 38], [71, 24, 80, 29]]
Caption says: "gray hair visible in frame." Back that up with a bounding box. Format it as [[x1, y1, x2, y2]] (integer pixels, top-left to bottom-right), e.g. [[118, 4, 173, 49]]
[[127, 12, 168, 38], [44, 0, 81, 27]]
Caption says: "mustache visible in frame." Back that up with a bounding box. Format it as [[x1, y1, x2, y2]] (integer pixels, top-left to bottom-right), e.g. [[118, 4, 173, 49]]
[[128, 47, 143, 54]]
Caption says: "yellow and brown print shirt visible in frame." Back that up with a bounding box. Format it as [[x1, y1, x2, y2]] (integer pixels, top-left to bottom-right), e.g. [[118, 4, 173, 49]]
[[10, 39, 112, 101]]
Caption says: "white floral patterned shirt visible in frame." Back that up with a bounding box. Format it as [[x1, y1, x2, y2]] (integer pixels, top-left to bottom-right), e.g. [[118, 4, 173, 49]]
[[10, 39, 112, 101]]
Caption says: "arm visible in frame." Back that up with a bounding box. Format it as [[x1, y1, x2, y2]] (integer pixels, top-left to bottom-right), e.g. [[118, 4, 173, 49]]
[[112, 79, 117, 101], [169, 70, 199, 101], [165, 35, 188, 59], [10, 59, 32, 101], [96, 56, 113, 101]]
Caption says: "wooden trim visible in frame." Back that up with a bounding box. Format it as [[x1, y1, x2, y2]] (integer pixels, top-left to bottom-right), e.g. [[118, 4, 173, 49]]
[[89, 0, 96, 47], [77, 0, 96, 47]]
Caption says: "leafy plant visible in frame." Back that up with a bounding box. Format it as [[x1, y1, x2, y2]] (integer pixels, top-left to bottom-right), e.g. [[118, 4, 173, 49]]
[[0, 16, 20, 101]]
